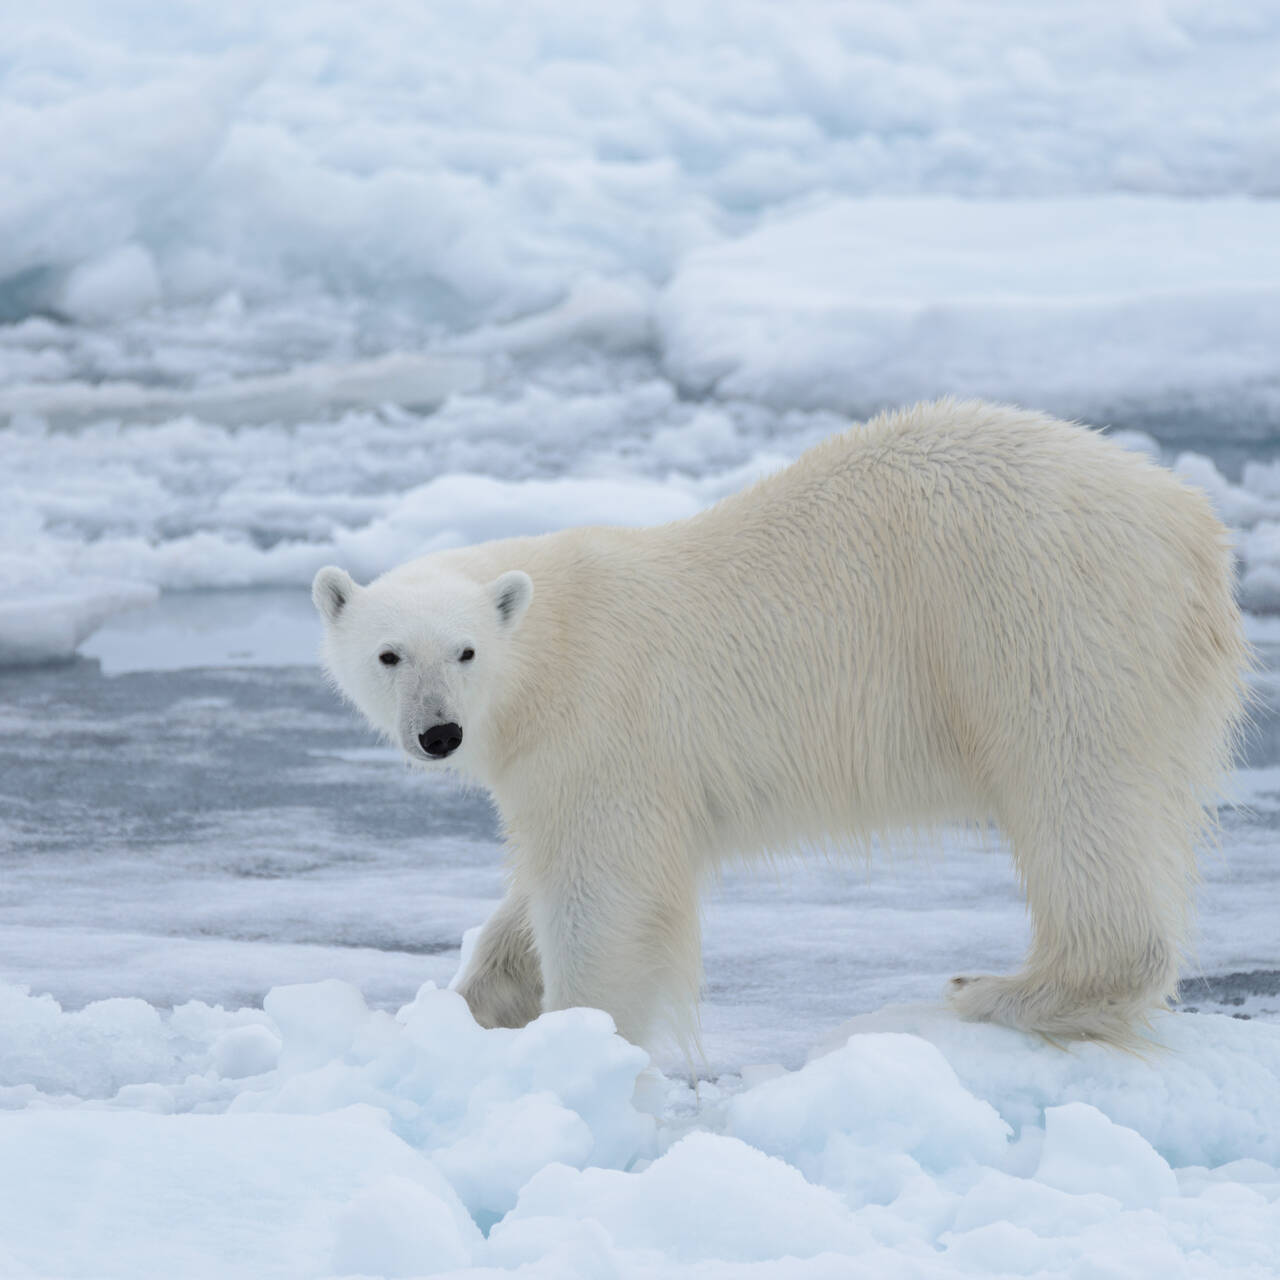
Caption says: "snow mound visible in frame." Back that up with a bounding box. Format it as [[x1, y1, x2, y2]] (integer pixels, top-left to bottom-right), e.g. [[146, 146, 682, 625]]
[[0, 575, 157, 666], [5, 0, 1279, 333], [0, 1111, 482, 1279], [727, 1032, 1012, 1192], [4, 979, 1280, 1277], [811, 1005, 1280, 1170], [499, 1130, 872, 1266], [52, 243, 162, 323], [659, 196, 1280, 416], [1168, 453, 1280, 614]]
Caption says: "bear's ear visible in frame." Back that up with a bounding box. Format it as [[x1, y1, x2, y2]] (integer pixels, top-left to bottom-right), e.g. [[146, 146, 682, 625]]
[[489, 570, 533, 631], [312, 566, 358, 623]]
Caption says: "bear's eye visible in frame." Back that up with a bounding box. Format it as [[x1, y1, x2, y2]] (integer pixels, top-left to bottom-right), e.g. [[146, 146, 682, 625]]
[[459, 647, 475, 663], [379, 651, 400, 667]]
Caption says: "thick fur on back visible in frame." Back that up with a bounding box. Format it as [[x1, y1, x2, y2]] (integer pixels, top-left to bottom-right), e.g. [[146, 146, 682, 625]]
[[333, 400, 1249, 1051]]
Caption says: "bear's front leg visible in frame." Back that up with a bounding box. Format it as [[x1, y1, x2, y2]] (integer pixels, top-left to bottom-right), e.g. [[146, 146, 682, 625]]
[[454, 889, 543, 1029], [525, 844, 702, 1050]]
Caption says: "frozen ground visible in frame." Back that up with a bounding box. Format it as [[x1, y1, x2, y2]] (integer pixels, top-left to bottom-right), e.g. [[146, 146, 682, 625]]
[[4, 593, 1280, 1069], [4, 0, 1280, 1274], [2, 617, 1280, 1280], [1, 598, 1279, 1277]]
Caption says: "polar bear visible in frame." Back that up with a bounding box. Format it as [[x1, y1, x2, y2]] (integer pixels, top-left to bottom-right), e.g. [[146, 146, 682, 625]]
[[313, 399, 1247, 1050]]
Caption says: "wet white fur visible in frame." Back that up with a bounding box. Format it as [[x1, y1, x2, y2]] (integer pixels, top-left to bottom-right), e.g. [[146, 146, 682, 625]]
[[314, 399, 1248, 1051]]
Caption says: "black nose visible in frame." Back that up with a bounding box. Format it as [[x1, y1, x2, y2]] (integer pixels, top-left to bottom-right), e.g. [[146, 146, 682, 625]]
[[419, 722, 462, 758]]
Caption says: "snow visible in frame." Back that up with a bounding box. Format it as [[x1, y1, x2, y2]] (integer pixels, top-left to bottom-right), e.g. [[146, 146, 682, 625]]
[[52, 243, 163, 323], [0, 350, 485, 429], [0, 1110, 483, 1279], [3, 979, 1279, 1278], [811, 1008, 1280, 1173], [3, 632, 1277, 1276], [2, 0, 1280, 660], [5, 375, 1280, 668], [658, 196, 1280, 415], [4, 0, 1279, 333], [1172, 456, 1280, 611], [3, 0, 1280, 1272], [1035, 1103, 1178, 1210], [726, 1032, 1012, 1178], [0, 381, 785, 643], [0, 574, 157, 666], [502, 1130, 872, 1266]]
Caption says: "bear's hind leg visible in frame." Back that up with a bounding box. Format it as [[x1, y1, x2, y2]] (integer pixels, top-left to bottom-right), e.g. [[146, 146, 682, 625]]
[[947, 781, 1194, 1045]]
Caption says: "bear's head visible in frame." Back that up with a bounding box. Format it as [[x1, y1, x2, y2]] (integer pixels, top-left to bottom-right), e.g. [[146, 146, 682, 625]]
[[311, 563, 533, 776]]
